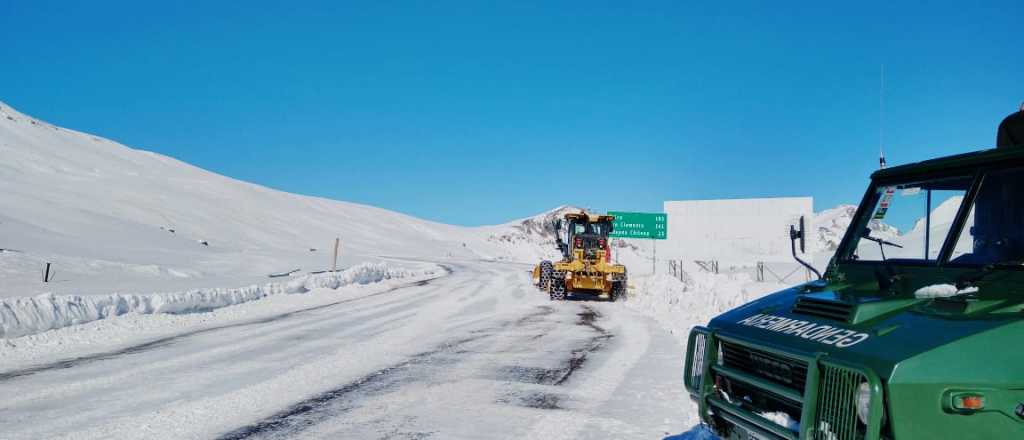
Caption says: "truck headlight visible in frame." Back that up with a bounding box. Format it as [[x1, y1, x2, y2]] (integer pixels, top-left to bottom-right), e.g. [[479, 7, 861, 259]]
[[856, 381, 871, 425]]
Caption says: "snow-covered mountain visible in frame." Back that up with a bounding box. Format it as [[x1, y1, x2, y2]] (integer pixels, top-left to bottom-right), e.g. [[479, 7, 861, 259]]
[[477, 205, 579, 262], [811, 204, 903, 252], [480, 205, 649, 267], [811, 205, 862, 252], [0, 101, 560, 298]]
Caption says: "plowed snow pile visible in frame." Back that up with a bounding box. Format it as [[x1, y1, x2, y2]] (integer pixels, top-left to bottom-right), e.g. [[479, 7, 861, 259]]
[[0, 262, 438, 339], [625, 265, 786, 344]]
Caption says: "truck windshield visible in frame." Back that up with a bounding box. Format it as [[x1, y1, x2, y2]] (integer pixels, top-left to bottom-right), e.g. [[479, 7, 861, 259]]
[[848, 176, 972, 262], [573, 222, 610, 236], [846, 167, 1024, 266]]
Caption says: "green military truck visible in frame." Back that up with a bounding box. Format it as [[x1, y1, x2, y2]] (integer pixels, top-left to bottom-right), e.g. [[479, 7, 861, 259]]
[[686, 148, 1024, 439]]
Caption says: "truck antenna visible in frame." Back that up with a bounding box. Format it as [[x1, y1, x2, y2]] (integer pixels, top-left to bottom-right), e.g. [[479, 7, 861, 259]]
[[879, 64, 886, 169]]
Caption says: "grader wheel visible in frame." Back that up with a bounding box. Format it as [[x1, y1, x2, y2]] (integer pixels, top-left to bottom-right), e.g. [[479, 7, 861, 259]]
[[549, 272, 567, 301], [539, 261, 554, 291], [610, 280, 626, 302]]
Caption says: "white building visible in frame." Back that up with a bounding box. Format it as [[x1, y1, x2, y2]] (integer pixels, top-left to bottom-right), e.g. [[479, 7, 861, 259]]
[[661, 197, 813, 264]]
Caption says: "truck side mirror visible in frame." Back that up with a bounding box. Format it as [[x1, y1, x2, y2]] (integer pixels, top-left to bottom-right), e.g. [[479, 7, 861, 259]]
[[789, 216, 806, 254], [789, 215, 822, 280]]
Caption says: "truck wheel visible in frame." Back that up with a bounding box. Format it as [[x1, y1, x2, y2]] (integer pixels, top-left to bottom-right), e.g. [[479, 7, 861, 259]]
[[549, 273, 567, 301], [539, 261, 554, 291], [610, 281, 625, 302]]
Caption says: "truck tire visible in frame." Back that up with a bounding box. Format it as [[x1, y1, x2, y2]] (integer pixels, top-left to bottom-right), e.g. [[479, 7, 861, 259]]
[[539, 261, 554, 291], [610, 281, 625, 302], [550, 272, 567, 301], [610, 269, 627, 302]]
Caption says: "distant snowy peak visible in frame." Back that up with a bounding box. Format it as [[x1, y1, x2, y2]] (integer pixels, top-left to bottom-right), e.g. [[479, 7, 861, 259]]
[[481, 205, 646, 264], [483, 205, 580, 251], [812, 205, 857, 252], [812, 204, 900, 252], [909, 195, 963, 234], [507, 205, 581, 237]]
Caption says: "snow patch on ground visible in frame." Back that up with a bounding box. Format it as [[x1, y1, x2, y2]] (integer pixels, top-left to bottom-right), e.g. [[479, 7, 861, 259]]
[[0, 262, 438, 339]]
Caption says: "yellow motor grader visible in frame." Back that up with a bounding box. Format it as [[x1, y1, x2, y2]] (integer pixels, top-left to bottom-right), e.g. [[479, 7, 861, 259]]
[[532, 211, 628, 301]]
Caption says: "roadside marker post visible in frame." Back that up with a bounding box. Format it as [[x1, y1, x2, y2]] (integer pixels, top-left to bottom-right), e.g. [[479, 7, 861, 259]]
[[332, 237, 340, 273]]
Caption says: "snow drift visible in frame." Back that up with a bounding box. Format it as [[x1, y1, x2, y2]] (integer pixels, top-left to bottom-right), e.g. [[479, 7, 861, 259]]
[[625, 267, 785, 343], [0, 262, 439, 339]]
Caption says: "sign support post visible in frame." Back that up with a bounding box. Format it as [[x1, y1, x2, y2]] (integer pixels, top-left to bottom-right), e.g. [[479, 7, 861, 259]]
[[653, 240, 657, 274]]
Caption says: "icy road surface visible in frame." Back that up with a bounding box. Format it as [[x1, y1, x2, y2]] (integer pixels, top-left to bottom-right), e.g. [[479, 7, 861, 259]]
[[0, 261, 692, 439]]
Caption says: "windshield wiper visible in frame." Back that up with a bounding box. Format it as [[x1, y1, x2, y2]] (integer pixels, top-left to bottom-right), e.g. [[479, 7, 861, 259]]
[[857, 228, 907, 290], [860, 228, 903, 262], [861, 232, 904, 250]]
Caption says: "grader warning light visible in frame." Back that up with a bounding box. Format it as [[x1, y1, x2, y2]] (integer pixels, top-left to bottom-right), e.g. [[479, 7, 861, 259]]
[[532, 210, 628, 301]]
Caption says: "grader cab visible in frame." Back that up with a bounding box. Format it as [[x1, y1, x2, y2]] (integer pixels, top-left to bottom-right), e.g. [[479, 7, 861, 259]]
[[532, 211, 628, 301]]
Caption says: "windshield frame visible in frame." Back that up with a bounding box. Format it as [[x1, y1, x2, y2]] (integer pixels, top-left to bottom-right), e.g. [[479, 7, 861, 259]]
[[835, 170, 987, 268]]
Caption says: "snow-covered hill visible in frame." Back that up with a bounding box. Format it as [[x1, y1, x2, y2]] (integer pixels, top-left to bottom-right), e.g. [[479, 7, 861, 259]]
[[0, 101, 573, 300]]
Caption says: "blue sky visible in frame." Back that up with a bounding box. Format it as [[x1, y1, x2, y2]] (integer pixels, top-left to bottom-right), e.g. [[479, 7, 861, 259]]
[[2, 1, 1021, 225]]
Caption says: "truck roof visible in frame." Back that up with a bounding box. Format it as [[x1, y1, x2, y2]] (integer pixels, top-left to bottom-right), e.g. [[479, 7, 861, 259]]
[[564, 212, 615, 223], [872, 147, 1024, 182]]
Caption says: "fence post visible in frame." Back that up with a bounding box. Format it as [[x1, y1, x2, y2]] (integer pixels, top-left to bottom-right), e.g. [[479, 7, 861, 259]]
[[332, 237, 340, 272]]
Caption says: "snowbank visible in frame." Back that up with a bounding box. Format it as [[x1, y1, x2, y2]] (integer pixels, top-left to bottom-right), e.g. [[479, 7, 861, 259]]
[[0, 262, 439, 339], [623, 267, 785, 344], [623, 267, 789, 438]]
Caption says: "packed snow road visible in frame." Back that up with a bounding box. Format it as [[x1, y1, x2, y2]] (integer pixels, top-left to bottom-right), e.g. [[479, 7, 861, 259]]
[[0, 261, 689, 439]]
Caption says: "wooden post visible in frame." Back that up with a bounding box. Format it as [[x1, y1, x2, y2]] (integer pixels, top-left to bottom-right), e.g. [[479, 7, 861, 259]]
[[43, 262, 51, 282], [652, 240, 657, 275], [332, 237, 340, 272]]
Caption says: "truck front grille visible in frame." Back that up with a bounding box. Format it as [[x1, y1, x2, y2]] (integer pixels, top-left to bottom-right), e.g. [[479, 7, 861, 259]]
[[720, 341, 808, 392], [685, 330, 710, 393], [811, 363, 868, 440]]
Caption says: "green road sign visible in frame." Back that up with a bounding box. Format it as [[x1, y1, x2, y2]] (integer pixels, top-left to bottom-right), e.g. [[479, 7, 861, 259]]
[[608, 211, 667, 240]]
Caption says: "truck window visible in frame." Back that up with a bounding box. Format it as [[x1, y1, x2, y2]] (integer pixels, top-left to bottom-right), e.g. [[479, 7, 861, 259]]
[[851, 176, 972, 261], [949, 167, 1024, 265]]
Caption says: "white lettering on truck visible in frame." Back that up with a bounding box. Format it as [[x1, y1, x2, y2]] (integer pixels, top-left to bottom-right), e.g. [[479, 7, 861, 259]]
[[736, 313, 870, 348]]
